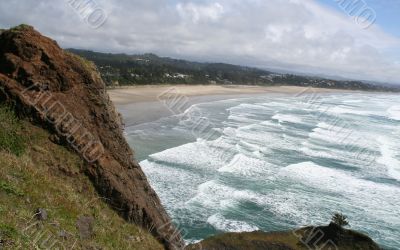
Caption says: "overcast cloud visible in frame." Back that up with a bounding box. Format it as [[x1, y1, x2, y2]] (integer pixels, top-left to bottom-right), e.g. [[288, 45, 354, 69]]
[[0, 0, 399, 83]]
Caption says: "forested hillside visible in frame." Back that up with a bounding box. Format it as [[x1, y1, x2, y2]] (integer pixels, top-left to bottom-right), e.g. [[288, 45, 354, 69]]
[[68, 49, 400, 92]]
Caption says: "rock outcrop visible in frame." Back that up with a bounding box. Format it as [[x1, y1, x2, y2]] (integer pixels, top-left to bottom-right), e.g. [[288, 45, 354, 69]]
[[188, 223, 381, 250], [0, 25, 183, 249]]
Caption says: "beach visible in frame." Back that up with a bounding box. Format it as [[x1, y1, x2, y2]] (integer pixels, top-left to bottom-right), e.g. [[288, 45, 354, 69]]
[[108, 85, 345, 126]]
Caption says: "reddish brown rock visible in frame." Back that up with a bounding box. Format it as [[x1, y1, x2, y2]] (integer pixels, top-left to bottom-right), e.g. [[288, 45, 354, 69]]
[[0, 25, 183, 249]]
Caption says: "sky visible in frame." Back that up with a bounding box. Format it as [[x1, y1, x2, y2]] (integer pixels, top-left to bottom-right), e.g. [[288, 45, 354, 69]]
[[0, 0, 399, 84]]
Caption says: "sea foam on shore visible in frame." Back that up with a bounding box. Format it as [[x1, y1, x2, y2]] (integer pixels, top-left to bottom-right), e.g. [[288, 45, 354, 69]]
[[121, 92, 400, 249]]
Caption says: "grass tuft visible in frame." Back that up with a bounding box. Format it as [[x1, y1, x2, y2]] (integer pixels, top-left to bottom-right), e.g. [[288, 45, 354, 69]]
[[0, 107, 26, 156], [0, 224, 18, 238], [0, 180, 24, 196], [8, 24, 32, 33], [65, 51, 98, 73]]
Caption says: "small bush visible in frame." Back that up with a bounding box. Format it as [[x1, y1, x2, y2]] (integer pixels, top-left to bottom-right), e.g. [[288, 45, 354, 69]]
[[9, 24, 32, 32], [0, 107, 26, 156], [0, 224, 18, 238], [0, 180, 24, 196], [331, 212, 350, 227]]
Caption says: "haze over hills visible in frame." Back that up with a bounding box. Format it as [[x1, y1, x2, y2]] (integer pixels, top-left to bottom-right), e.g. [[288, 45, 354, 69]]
[[67, 49, 400, 92]]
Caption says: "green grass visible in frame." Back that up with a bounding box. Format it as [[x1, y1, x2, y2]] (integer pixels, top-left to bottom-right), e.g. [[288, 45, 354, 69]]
[[187, 230, 307, 250], [0, 107, 26, 156], [0, 223, 19, 249], [0, 105, 163, 249], [65, 50, 98, 74], [8, 24, 32, 33], [0, 224, 18, 238], [0, 180, 24, 196]]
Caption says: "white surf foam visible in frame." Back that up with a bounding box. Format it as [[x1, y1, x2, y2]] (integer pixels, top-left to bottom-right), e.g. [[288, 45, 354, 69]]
[[278, 162, 400, 223], [387, 105, 400, 121], [140, 160, 203, 209], [342, 99, 363, 103], [272, 113, 302, 124], [308, 122, 376, 150], [148, 139, 234, 170], [228, 103, 272, 114], [227, 114, 261, 124], [188, 180, 260, 209], [377, 136, 400, 181], [325, 105, 379, 116], [207, 214, 259, 232], [218, 153, 275, 178], [227, 103, 273, 125], [308, 122, 355, 145]]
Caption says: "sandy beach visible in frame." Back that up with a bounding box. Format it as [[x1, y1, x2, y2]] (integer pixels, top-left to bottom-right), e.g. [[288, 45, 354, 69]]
[[108, 85, 347, 126], [108, 85, 343, 105]]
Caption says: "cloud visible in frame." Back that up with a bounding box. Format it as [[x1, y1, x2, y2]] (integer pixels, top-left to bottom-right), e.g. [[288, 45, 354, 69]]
[[176, 2, 224, 23], [0, 0, 399, 83]]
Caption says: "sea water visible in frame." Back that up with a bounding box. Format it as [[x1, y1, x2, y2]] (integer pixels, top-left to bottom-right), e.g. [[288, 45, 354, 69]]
[[123, 92, 400, 249]]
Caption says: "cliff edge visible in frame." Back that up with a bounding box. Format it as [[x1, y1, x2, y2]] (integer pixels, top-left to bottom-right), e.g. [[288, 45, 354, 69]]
[[0, 25, 183, 249], [188, 223, 381, 250]]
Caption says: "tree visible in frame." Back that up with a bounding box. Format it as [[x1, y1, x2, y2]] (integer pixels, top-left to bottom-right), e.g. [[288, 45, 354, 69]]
[[331, 213, 350, 227]]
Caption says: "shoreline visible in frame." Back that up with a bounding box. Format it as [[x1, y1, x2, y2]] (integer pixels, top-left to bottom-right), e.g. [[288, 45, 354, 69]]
[[108, 85, 349, 105], [108, 85, 353, 126]]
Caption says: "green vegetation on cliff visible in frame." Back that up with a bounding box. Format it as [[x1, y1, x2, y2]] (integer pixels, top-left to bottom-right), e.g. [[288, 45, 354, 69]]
[[0, 107, 26, 156], [188, 223, 381, 250], [0, 106, 163, 250]]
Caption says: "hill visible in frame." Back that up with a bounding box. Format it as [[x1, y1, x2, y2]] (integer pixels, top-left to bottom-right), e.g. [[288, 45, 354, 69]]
[[187, 223, 381, 250], [0, 106, 163, 249], [68, 49, 400, 92], [0, 24, 183, 249]]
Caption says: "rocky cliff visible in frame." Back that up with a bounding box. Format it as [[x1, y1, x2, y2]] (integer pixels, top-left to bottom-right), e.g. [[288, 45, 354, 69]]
[[188, 223, 381, 250], [0, 25, 183, 249]]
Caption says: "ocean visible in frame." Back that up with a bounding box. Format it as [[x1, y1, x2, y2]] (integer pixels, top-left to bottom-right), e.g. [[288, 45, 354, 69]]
[[123, 91, 400, 249]]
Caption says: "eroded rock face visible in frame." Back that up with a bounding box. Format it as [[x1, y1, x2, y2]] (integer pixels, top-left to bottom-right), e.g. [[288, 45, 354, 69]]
[[0, 25, 183, 249], [188, 224, 382, 250]]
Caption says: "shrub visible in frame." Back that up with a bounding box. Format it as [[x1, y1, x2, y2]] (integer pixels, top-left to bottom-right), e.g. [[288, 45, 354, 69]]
[[0, 107, 26, 156], [0, 224, 18, 238], [331, 212, 350, 227], [9, 24, 32, 32], [0, 180, 24, 196]]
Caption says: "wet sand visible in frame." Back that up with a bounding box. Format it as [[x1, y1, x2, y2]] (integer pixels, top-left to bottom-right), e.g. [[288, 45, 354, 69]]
[[108, 85, 347, 126]]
